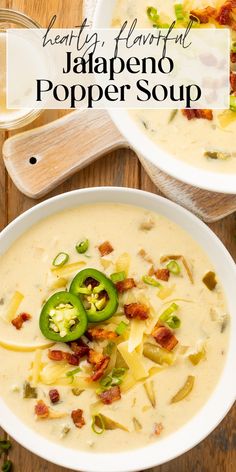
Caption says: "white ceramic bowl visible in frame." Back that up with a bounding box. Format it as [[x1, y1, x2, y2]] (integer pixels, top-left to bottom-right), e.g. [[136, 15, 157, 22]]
[[93, 0, 236, 194], [0, 187, 235, 471]]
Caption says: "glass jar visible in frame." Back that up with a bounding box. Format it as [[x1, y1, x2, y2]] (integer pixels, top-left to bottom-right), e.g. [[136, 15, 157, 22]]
[[0, 8, 43, 130]]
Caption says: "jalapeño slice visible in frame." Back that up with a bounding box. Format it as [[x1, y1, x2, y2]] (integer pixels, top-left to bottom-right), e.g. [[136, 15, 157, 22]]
[[39, 291, 87, 342], [69, 268, 118, 323]]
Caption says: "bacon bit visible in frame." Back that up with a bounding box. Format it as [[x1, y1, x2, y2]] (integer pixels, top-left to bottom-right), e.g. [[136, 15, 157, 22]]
[[48, 350, 80, 366], [35, 400, 49, 419], [152, 325, 178, 351], [87, 327, 118, 341], [11, 312, 31, 330], [49, 389, 60, 404], [231, 52, 236, 63], [98, 241, 114, 257], [71, 409, 85, 428], [216, 0, 236, 29], [230, 72, 236, 92], [155, 269, 170, 282], [182, 109, 213, 121], [190, 6, 216, 23], [88, 349, 110, 382], [154, 422, 164, 436], [69, 340, 90, 358], [99, 385, 121, 405], [124, 302, 149, 320], [116, 278, 136, 293], [160, 255, 194, 284]]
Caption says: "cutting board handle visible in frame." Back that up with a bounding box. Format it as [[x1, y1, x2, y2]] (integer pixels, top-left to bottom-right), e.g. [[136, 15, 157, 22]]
[[2, 110, 128, 199]]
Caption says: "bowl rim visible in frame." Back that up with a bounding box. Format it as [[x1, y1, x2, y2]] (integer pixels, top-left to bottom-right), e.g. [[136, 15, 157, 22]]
[[93, 0, 236, 195], [0, 186, 235, 472]]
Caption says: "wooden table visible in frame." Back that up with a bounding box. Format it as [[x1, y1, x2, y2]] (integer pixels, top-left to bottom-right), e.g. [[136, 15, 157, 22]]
[[0, 0, 235, 470]]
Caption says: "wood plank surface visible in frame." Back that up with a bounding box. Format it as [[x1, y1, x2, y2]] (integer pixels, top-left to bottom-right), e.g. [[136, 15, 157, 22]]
[[0, 0, 235, 471]]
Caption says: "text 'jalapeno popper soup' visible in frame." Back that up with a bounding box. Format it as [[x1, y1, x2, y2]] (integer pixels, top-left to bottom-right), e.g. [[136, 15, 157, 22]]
[[0, 204, 230, 452], [112, 0, 236, 174]]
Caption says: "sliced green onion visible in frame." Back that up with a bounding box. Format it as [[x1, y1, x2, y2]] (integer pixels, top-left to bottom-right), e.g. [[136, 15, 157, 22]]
[[115, 321, 128, 336], [111, 271, 126, 283], [99, 367, 126, 389], [230, 95, 236, 112], [175, 4, 184, 20], [52, 252, 69, 267], [91, 414, 105, 435], [159, 302, 179, 323], [147, 6, 159, 25], [66, 367, 81, 377], [142, 275, 162, 287], [165, 314, 181, 329], [167, 260, 181, 275], [231, 41, 236, 53], [76, 239, 89, 254]]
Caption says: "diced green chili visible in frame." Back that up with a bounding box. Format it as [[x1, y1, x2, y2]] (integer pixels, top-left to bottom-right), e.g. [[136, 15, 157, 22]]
[[66, 367, 81, 377], [159, 302, 179, 323], [167, 260, 181, 275], [91, 414, 105, 434], [171, 375, 195, 403], [115, 321, 128, 336], [23, 381, 37, 399], [142, 275, 162, 287], [71, 388, 84, 396], [175, 4, 184, 20], [52, 252, 69, 267], [111, 271, 126, 283], [143, 343, 174, 365], [202, 271, 217, 291], [76, 239, 89, 254], [103, 341, 116, 356], [2, 460, 12, 472], [204, 151, 231, 160], [230, 95, 236, 112]]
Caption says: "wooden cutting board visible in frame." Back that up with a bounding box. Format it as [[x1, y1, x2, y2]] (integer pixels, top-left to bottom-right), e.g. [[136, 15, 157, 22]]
[[2, 0, 236, 222]]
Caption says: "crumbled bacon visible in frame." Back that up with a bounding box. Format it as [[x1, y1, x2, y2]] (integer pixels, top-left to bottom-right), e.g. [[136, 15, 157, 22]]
[[48, 350, 80, 366], [152, 325, 178, 351], [49, 389, 60, 404], [230, 72, 236, 92], [124, 302, 149, 320], [99, 385, 121, 405], [182, 109, 213, 121], [11, 312, 31, 330], [98, 241, 114, 257], [69, 339, 90, 358], [155, 269, 170, 282], [190, 6, 216, 23], [216, 0, 236, 29], [116, 278, 136, 293], [71, 409, 85, 428], [231, 51, 236, 63], [86, 327, 118, 341], [35, 400, 49, 419], [154, 422, 164, 436], [88, 349, 110, 382]]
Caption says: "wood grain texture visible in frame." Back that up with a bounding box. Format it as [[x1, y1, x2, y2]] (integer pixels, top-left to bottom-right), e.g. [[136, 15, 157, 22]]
[[0, 0, 235, 471]]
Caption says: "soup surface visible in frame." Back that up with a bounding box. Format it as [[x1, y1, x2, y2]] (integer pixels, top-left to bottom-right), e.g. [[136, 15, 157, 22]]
[[0, 204, 229, 452], [112, 1, 236, 174]]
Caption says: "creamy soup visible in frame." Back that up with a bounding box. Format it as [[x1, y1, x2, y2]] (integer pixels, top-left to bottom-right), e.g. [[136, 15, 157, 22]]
[[0, 204, 229, 452], [112, 1, 236, 174]]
